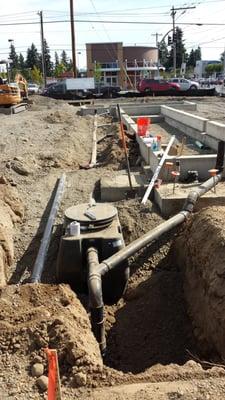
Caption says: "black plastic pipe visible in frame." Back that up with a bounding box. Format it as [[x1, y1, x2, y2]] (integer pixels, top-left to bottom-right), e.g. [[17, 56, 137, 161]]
[[87, 247, 106, 355], [88, 172, 222, 354], [30, 174, 66, 283]]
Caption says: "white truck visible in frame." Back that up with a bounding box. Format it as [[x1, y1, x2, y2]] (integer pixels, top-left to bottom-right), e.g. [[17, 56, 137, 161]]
[[44, 78, 95, 99]]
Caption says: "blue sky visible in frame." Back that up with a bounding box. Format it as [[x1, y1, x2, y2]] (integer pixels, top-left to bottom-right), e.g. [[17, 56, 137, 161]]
[[1, 0, 225, 68]]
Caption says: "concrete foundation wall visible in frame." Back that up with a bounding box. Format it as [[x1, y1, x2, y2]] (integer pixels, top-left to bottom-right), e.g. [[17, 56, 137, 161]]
[[161, 106, 208, 132], [164, 116, 218, 152], [148, 150, 217, 181], [206, 120, 225, 141]]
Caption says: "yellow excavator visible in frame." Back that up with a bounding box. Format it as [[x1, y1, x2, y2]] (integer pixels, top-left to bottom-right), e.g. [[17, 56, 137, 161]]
[[0, 73, 28, 109]]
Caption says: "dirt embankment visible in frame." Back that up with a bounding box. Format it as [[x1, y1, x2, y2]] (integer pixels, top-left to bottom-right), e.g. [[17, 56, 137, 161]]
[[174, 206, 225, 360], [0, 179, 23, 286]]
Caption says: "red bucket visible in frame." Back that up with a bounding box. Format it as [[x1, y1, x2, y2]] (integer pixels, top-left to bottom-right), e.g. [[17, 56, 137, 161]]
[[137, 117, 151, 136]]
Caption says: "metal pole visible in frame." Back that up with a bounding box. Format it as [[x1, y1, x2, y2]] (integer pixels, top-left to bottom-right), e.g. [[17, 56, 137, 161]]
[[38, 11, 47, 87], [30, 174, 66, 283], [171, 6, 176, 77], [152, 33, 162, 78], [170, 5, 196, 78], [70, 0, 77, 77], [223, 45, 225, 75]]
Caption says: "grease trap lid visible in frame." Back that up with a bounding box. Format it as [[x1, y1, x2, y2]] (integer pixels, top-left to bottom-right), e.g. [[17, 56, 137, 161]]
[[65, 203, 118, 229]]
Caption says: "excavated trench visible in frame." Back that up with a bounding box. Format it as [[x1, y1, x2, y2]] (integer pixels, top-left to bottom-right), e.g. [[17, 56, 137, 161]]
[[1, 106, 225, 398]]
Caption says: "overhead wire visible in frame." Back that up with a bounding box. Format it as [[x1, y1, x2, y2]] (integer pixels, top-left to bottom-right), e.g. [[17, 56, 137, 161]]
[[88, 0, 135, 89]]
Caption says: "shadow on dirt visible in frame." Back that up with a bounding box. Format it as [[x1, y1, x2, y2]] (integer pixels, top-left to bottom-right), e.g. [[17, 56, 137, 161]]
[[104, 251, 198, 374]]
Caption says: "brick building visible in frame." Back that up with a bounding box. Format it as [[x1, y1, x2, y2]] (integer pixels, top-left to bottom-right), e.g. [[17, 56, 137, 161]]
[[86, 42, 159, 90]]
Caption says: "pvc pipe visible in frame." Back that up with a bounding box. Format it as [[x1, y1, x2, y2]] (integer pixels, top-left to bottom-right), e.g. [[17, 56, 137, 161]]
[[99, 211, 188, 275], [87, 247, 106, 355], [30, 174, 66, 283], [88, 172, 222, 354]]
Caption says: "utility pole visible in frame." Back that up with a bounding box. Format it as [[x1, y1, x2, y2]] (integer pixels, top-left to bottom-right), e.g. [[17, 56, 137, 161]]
[[223, 45, 225, 76], [151, 33, 162, 78], [70, 0, 77, 77], [171, 5, 195, 77], [38, 11, 47, 87]]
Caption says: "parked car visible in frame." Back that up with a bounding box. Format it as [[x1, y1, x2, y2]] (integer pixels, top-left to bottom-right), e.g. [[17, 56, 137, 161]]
[[169, 78, 199, 91], [137, 79, 180, 93], [28, 83, 39, 95]]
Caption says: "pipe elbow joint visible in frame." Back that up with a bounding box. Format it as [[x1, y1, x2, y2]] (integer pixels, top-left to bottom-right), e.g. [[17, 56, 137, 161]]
[[183, 191, 199, 213]]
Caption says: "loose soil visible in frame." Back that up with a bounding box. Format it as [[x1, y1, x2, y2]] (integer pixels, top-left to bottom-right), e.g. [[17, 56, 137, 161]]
[[0, 95, 225, 399]]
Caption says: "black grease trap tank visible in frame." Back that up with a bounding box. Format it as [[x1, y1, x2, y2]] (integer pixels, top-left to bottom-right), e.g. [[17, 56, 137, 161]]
[[56, 203, 129, 305]]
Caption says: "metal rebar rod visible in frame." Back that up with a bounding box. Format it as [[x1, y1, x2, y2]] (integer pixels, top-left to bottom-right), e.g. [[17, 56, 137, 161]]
[[30, 174, 66, 283]]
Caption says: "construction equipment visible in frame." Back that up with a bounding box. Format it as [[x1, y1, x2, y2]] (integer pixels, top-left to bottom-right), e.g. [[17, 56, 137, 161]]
[[0, 73, 28, 112], [56, 202, 129, 305]]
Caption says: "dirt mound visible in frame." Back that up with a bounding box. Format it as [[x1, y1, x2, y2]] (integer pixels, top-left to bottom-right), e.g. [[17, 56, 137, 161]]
[[29, 95, 66, 111], [0, 284, 103, 395], [117, 199, 164, 244], [44, 110, 75, 124], [174, 206, 225, 359], [97, 125, 139, 170]]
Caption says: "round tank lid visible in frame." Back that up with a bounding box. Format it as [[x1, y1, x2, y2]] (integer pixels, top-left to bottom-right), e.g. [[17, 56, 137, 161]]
[[65, 203, 118, 226]]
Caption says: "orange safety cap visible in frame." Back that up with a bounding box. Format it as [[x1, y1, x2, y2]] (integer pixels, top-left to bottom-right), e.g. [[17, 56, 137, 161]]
[[208, 168, 219, 176], [171, 170, 180, 177], [165, 161, 174, 168]]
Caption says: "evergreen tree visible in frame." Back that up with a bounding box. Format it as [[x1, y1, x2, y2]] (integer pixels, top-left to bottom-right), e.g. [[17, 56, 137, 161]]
[[187, 47, 201, 68], [18, 53, 25, 70], [9, 44, 19, 69], [165, 27, 187, 71], [55, 52, 59, 68], [175, 27, 187, 69], [26, 43, 40, 69], [60, 50, 69, 69], [43, 39, 53, 76], [158, 40, 169, 67]]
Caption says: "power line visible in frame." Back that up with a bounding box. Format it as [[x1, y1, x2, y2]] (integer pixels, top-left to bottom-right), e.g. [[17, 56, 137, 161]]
[[2, 18, 225, 27]]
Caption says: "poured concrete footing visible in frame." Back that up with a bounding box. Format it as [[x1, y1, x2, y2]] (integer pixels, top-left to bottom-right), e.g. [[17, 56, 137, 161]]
[[154, 182, 225, 217], [101, 171, 148, 201]]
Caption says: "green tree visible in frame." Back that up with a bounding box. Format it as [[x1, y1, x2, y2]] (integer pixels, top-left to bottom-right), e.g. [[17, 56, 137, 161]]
[[158, 40, 169, 67], [60, 50, 69, 69], [31, 65, 43, 84], [43, 39, 53, 76], [9, 44, 19, 69], [26, 43, 40, 69], [165, 27, 187, 71], [187, 47, 201, 68], [55, 52, 59, 68], [205, 63, 223, 75], [18, 53, 25, 70], [55, 62, 66, 78]]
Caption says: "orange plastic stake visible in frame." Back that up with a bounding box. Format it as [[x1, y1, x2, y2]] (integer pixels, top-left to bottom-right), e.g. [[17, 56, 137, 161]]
[[45, 348, 62, 400], [171, 170, 180, 194], [208, 168, 219, 193]]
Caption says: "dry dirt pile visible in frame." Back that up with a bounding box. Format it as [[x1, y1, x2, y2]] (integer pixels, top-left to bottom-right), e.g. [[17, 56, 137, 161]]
[[0, 283, 104, 397], [174, 206, 225, 360]]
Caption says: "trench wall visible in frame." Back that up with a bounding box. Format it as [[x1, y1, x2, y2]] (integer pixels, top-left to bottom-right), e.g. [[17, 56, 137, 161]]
[[174, 206, 225, 359]]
